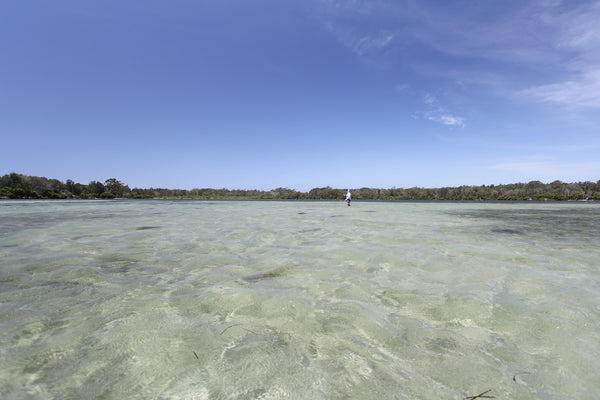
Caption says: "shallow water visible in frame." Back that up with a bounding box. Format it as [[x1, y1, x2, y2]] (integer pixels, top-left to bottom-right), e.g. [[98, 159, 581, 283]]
[[1, 200, 599, 399]]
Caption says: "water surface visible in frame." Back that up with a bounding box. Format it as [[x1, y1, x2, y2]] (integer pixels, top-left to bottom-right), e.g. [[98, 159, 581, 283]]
[[1, 200, 599, 399]]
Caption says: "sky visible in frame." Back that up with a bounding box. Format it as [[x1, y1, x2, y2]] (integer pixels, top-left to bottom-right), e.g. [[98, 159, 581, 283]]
[[1, 0, 599, 191]]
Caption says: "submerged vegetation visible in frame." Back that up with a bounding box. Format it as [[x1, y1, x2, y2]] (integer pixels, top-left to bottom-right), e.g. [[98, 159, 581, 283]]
[[1, 172, 599, 201]]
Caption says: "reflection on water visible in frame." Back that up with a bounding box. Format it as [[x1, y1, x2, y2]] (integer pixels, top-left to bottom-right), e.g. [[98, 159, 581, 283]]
[[1, 200, 599, 399]]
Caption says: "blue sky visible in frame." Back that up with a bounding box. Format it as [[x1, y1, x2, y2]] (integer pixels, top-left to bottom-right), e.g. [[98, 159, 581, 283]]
[[2, 0, 599, 191]]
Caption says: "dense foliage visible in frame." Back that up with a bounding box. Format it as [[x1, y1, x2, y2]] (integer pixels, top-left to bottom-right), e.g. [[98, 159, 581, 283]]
[[1, 172, 599, 201]]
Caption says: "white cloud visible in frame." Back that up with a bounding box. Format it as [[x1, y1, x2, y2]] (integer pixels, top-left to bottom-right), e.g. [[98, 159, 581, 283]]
[[551, 2, 600, 51], [352, 31, 394, 56], [316, 0, 600, 110], [417, 93, 466, 128], [325, 21, 395, 59], [521, 69, 600, 109], [423, 93, 436, 105], [520, 2, 600, 109], [428, 114, 465, 127], [317, 0, 404, 63]]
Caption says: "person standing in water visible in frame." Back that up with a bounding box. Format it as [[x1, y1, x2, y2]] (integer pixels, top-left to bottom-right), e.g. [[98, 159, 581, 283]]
[[345, 189, 351, 206]]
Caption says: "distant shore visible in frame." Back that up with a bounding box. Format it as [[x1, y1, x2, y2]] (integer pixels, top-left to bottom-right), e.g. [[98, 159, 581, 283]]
[[2, 172, 599, 201]]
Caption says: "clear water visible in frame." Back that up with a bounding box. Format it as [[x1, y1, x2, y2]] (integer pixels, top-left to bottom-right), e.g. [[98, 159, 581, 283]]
[[1, 200, 599, 399]]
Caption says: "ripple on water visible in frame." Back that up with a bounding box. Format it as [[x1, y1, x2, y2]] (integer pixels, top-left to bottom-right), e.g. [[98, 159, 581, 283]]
[[0, 200, 599, 399]]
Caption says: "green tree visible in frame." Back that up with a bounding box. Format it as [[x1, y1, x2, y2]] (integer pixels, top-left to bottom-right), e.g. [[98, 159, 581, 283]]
[[271, 187, 301, 199], [88, 181, 105, 197], [307, 187, 343, 199], [0, 187, 25, 198], [104, 178, 129, 197], [569, 190, 584, 200], [525, 180, 545, 197], [534, 192, 567, 201], [580, 181, 595, 199]]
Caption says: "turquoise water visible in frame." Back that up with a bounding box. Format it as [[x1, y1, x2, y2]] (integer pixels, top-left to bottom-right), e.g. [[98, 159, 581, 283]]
[[1, 200, 599, 399]]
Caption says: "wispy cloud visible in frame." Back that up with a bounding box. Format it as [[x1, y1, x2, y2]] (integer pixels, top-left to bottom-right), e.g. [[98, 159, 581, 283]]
[[519, 2, 600, 109], [318, 0, 404, 62], [324, 21, 395, 60], [352, 31, 394, 56], [394, 83, 409, 92], [316, 0, 600, 110], [423, 93, 436, 105], [415, 93, 466, 128], [521, 69, 600, 109], [428, 114, 465, 127]]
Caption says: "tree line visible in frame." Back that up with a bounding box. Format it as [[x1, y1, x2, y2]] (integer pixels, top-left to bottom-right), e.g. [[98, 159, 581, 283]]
[[1, 172, 599, 201]]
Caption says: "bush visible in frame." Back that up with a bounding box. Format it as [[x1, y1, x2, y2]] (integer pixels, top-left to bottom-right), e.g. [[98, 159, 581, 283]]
[[0, 187, 14, 198], [99, 192, 116, 199], [533, 192, 567, 201], [0, 187, 27, 198], [498, 194, 527, 200], [569, 190, 584, 200], [42, 189, 60, 199]]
